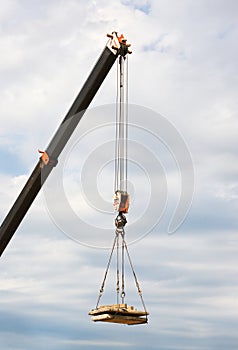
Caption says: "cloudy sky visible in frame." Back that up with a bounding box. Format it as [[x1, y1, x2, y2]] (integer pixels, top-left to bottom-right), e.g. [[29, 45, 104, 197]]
[[1, 0, 238, 349]]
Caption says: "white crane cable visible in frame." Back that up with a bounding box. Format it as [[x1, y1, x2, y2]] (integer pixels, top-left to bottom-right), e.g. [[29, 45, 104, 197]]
[[114, 61, 119, 193], [125, 56, 129, 192], [114, 56, 129, 193]]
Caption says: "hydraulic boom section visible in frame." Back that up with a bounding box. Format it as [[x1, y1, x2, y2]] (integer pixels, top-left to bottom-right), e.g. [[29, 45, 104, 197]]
[[0, 32, 131, 256]]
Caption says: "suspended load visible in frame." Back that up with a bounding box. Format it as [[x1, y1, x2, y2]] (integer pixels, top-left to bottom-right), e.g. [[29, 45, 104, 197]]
[[89, 212, 149, 325], [89, 304, 148, 325], [89, 34, 149, 325]]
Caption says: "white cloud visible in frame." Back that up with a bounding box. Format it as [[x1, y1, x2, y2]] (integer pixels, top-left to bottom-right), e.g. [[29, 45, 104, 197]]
[[0, 1, 238, 349]]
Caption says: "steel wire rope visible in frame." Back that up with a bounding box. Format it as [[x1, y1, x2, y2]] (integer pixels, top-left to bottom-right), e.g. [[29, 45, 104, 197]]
[[125, 56, 129, 192], [114, 59, 120, 193], [95, 234, 118, 309], [121, 230, 148, 317], [118, 56, 124, 191], [121, 229, 126, 304], [116, 231, 120, 304]]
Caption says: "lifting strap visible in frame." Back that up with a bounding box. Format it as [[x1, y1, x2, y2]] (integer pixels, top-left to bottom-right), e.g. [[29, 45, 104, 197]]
[[95, 227, 148, 318], [121, 230, 148, 318], [95, 234, 118, 309]]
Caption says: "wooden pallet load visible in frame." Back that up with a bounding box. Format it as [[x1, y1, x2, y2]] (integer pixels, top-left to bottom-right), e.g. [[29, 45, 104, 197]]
[[89, 304, 149, 325]]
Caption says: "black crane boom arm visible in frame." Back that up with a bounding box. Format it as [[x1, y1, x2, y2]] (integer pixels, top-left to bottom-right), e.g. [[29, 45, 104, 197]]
[[0, 32, 130, 256]]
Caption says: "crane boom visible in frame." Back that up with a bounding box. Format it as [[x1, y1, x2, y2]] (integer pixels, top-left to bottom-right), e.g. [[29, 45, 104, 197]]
[[0, 32, 131, 256]]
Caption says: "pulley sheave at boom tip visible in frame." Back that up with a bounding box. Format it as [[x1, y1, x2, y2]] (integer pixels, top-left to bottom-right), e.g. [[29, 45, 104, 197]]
[[0, 32, 131, 257]]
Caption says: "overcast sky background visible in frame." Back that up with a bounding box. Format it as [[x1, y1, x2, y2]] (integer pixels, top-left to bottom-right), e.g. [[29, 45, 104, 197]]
[[0, 1, 238, 349]]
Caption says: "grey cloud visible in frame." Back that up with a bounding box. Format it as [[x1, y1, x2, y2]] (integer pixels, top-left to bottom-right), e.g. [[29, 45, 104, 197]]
[[1, 1, 238, 349]]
